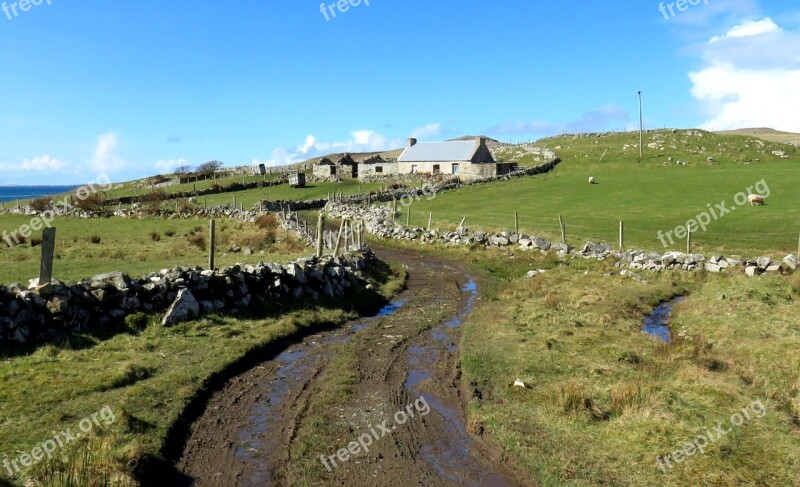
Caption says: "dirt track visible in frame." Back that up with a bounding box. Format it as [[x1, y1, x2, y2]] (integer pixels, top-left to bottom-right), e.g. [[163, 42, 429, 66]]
[[174, 245, 524, 486]]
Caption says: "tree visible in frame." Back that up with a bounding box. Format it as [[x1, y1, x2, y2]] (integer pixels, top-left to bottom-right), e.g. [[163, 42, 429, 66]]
[[174, 165, 192, 176], [195, 161, 224, 176]]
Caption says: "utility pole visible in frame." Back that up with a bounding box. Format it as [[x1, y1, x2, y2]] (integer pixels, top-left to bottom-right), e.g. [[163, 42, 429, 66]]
[[638, 90, 644, 163]]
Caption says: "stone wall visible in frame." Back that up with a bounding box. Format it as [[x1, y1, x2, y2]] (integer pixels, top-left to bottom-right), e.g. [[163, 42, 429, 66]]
[[325, 201, 799, 279], [0, 252, 372, 348]]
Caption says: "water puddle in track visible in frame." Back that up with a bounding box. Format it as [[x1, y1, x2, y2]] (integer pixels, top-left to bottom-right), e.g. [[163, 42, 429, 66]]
[[235, 298, 407, 485], [643, 296, 684, 343], [404, 279, 511, 487]]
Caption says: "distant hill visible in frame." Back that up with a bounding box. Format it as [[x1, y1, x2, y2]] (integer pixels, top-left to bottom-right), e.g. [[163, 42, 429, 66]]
[[716, 128, 800, 146]]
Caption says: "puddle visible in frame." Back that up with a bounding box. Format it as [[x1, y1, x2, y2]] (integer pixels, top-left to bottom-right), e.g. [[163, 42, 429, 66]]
[[234, 297, 408, 485], [643, 296, 684, 343], [404, 278, 510, 487]]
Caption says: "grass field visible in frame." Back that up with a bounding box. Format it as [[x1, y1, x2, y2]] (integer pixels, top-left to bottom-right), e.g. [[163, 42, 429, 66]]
[[446, 243, 800, 486], [0, 258, 406, 486], [402, 130, 800, 256], [0, 216, 308, 284]]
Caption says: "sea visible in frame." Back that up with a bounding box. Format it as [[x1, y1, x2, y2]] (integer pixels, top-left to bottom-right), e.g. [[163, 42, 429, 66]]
[[0, 185, 81, 204]]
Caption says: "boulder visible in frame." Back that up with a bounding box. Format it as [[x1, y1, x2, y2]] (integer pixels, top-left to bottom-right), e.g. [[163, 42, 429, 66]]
[[162, 289, 200, 326]]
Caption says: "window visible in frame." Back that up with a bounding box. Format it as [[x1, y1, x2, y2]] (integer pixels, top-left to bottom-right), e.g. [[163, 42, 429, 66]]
[[411, 165, 418, 174], [433, 164, 440, 175], [375, 166, 383, 173], [452, 164, 460, 175]]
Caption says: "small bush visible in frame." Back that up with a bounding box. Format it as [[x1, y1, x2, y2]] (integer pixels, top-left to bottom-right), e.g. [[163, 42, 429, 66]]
[[31, 197, 52, 212], [150, 232, 161, 242], [125, 312, 150, 331], [30, 236, 42, 247], [89, 235, 102, 244], [75, 194, 103, 212], [256, 214, 279, 230], [187, 233, 206, 250]]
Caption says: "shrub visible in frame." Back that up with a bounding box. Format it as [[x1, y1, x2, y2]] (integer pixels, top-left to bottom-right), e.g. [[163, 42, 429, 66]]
[[255, 214, 279, 230], [31, 197, 52, 212], [30, 236, 42, 247], [150, 232, 161, 242], [75, 194, 103, 212], [89, 235, 102, 244], [187, 233, 206, 250]]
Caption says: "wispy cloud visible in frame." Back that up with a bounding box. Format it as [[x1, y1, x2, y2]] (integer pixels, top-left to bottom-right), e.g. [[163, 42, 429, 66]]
[[90, 132, 124, 174], [487, 105, 632, 136], [410, 122, 443, 139], [21, 155, 69, 172], [253, 130, 403, 167], [155, 158, 190, 173]]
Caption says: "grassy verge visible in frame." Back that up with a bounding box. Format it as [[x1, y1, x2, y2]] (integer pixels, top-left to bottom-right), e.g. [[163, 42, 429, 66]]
[[455, 246, 800, 486], [0, 256, 407, 486]]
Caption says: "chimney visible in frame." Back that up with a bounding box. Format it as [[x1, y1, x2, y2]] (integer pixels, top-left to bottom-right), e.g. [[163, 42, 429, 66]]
[[477, 137, 487, 148], [407, 138, 417, 148]]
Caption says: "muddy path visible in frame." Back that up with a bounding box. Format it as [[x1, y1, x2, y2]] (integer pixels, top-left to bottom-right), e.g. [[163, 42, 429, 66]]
[[174, 246, 524, 486]]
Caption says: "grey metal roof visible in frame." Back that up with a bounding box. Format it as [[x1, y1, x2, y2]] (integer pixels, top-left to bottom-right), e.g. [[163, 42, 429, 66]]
[[398, 141, 477, 162]]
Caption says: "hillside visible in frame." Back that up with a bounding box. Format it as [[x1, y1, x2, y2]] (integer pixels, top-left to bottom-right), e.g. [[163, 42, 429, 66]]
[[717, 127, 800, 146]]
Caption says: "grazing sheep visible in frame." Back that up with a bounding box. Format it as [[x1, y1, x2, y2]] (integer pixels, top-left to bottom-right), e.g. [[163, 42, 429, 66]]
[[748, 194, 765, 206], [588, 177, 596, 184]]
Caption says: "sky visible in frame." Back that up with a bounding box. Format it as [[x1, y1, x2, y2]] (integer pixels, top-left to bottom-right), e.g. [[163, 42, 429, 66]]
[[0, 0, 798, 185]]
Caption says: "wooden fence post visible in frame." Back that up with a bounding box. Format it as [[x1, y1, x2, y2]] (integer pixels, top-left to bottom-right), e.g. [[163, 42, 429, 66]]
[[39, 227, 56, 286], [514, 211, 519, 233], [316, 213, 324, 257], [406, 206, 410, 226], [428, 212, 432, 230], [392, 197, 397, 221], [686, 224, 692, 253], [619, 221, 624, 249], [558, 215, 566, 244], [459, 216, 467, 228], [333, 217, 347, 256], [208, 220, 216, 270]]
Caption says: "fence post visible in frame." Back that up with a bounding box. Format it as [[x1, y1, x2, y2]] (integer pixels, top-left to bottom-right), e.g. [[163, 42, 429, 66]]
[[514, 211, 519, 233], [686, 224, 692, 253], [428, 212, 432, 230], [559, 215, 566, 244], [406, 206, 410, 226], [208, 220, 216, 270], [317, 211, 325, 258], [333, 217, 347, 256], [392, 197, 397, 221], [459, 216, 467, 228], [619, 220, 624, 249], [39, 227, 56, 286]]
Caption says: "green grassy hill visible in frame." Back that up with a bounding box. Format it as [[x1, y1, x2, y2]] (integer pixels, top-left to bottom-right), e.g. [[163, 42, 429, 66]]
[[405, 130, 799, 256]]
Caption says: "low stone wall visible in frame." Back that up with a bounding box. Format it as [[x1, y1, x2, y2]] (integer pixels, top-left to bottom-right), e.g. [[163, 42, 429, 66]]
[[325, 202, 799, 278], [0, 252, 373, 347]]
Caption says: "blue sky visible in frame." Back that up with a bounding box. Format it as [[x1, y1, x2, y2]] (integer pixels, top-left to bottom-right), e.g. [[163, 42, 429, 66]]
[[0, 0, 797, 184]]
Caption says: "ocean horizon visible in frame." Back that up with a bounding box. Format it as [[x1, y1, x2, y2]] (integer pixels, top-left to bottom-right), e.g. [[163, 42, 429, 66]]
[[0, 185, 80, 204]]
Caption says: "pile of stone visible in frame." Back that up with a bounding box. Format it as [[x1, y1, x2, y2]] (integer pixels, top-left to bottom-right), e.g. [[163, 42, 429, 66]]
[[0, 252, 371, 347]]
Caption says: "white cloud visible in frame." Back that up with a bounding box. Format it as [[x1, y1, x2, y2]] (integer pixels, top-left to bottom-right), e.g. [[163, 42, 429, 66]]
[[253, 130, 402, 167], [690, 17, 800, 131], [410, 123, 443, 139], [709, 17, 781, 42], [155, 158, 190, 173], [90, 132, 124, 174], [21, 155, 68, 172]]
